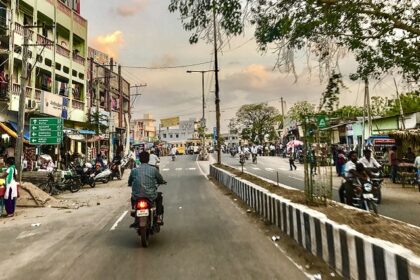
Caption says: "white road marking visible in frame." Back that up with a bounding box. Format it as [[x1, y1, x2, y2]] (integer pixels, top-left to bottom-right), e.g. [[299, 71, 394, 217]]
[[188, 168, 197, 171], [278, 168, 289, 171], [288, 176, 304, 181], [252, 167, 261, 170], [175, 168, 183, 171], [110, 211, 128, 231], [162, 168, 170, 171], [265, 168, 274, 172], [195, 155, 209, 179]]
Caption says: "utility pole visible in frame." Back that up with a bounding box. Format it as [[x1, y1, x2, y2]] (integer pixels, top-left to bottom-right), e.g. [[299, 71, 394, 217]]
[[280, 97, 285, 128], [212, 1, 221, 164], [108, 58, 114, 160], [393, 77, 406, 130], [15, 24, 30, 181], [365, 78, 372, 138]]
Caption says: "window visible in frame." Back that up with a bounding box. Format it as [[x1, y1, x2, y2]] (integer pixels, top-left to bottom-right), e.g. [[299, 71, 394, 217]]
[[176, 134, 179, 138], [163, 134, 167, 138], [170, 134, 173, 138], [63, 66, 69, 74]]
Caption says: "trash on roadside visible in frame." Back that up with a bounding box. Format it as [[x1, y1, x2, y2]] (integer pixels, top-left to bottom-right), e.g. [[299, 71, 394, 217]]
[[178, 206, 183, 210], [97, 202, 101, 206], [233, 198, 237, 201], [330, 272, 335, 277], [31, 223, 41, 227], [305, 265, 310, 269], [271, 235, 280, 242], [246, 209, 252, 213]]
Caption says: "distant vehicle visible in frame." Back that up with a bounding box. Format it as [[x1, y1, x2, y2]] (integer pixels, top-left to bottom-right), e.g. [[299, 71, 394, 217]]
[[176, 146, 185, 155]]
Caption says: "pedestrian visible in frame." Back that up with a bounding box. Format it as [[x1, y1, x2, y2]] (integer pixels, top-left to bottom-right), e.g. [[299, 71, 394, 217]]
[[289, 153, 297, 171], [336, 149, 346, 176], [389, 146, 398, 183], [310, 149, 317, 175], [1, 157, 18, 217], [405, 147, 416, 163]]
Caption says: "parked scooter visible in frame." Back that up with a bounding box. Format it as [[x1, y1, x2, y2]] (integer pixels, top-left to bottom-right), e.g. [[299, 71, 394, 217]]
[[131, 183, 167, 247], [94, 163, 112, 184]]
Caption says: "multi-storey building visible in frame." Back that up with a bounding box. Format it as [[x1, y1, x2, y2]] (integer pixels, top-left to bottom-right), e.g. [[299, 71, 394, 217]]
[[0, 0, 88, 125], [87, 47, 131, 157], [131, 113, 157, 144]]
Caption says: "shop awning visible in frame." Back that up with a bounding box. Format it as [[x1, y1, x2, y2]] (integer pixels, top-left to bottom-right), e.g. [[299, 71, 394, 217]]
[[7, 121, 30, 141], [0, 122, 29, 144], [67, 134, 85, 141]]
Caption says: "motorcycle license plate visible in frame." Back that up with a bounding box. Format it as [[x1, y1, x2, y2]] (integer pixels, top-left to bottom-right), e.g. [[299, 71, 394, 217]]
[[136, 209, 149, 217], [363, 194, 374, 199]]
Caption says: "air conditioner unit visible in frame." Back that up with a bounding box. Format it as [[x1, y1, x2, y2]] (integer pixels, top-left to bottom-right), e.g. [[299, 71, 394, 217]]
[[26, 99, 38, 110]]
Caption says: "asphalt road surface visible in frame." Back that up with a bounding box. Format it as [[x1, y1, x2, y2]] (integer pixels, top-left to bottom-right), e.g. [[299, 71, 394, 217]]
[[221, 153, 420, 227], [0, 156, 311, 280]]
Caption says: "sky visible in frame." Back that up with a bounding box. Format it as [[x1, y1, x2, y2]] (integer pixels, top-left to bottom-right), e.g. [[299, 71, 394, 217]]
[[81, 0, 406, 133]]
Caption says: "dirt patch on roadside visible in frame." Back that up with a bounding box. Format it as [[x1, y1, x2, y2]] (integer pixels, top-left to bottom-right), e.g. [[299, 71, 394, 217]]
[[215, 164, 420, 257], [18, 183, 78, 209]]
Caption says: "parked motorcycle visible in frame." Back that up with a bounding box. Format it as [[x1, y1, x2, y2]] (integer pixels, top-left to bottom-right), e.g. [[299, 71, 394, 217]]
[[131, 183, 167, 247], [94, 163, 112, 184], [74, 163, 96, 188], [109, 158, 122, 180], [38, 168, 81, 195]]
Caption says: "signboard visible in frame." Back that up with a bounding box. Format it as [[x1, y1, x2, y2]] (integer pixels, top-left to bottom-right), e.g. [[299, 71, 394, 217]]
[[161, 117, 180, 128], [30, 118, 63, 145], [40, 91, 63, 117], [316, 115, 329, 129]]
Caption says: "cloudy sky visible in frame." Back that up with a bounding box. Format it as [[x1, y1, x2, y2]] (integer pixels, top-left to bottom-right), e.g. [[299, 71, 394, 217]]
[[81, 0, 403, 132]]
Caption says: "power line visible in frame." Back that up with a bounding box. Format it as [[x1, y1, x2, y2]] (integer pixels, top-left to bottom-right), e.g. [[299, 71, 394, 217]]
[[121, 61, 213, 70]]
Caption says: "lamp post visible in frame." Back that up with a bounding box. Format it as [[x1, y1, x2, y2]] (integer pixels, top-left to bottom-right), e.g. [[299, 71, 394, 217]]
[[186, 70, 213, 161]]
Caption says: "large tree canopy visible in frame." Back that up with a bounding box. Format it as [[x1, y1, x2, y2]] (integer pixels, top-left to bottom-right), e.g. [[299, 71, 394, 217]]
[[234, 103, 281, 144], [169, 0, 419, 82], [288, 101, 316, 123]]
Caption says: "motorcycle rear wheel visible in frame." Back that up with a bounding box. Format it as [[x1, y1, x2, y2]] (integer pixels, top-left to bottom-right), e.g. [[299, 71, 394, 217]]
[[38, 182, 53, 195], [139, 227, 149, 247], [70, 181, 81, 193]]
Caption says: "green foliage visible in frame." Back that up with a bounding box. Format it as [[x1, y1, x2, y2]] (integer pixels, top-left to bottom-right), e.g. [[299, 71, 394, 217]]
[[370, 96, 388, 117], [385, 91, 420, 116], [170, 0, 419, 82], [319, 71, 345, 113], [234, 103, 280, 144], [288, 101, 316, 123], [86, 111, 108, 134], [330, 105, 364, 120]]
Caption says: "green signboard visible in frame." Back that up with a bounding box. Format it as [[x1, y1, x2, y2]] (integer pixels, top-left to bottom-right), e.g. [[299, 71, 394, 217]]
[[316, 115, 329, 129], [30, 118, 63, 145]]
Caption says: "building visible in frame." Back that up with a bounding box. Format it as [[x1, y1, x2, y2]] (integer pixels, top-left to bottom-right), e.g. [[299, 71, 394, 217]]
[[159, 118, 200, 144], [0, 0, 88, 124], [87, 47, 131, 158], [131, 113, 157, 144]]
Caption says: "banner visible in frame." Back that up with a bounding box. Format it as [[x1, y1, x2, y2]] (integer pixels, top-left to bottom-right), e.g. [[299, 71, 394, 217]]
[[160, 117, 180, 128]]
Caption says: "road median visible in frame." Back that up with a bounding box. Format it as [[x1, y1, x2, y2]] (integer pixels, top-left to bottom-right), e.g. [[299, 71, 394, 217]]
[[210, 164, 420, 280]]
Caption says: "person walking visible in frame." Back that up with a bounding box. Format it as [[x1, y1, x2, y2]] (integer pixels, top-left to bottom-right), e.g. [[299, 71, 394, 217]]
[[289, 152, 297, 171], [1, 157, 18, 217], [389, 146, 398, 183]]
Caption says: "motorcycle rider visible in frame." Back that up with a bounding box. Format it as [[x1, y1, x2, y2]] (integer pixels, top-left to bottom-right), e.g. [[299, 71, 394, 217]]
[[339, 150, 360, 205], [128, 151, 166, 228], [148, 149, 160, 170], [170, 146, 177, 158], [359, 149, 381, 169]]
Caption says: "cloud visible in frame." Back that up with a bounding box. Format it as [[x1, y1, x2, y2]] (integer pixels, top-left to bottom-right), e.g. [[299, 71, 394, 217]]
[[90, 31, 124, 58], [114, 0, 149, 17]]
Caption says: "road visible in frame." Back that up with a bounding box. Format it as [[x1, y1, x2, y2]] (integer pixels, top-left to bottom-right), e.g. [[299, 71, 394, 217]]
[[0, 156, 314, 280], [221, 153, 420, 227]]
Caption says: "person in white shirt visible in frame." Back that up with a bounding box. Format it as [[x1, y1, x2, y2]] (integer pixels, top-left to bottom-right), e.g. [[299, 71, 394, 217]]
[[359, 149, 381, 169], [340, 151, 358, 204], [251, 145, 258, 155], [170, 146, 177, 156], [344, 151, 358, 178], [148, 149, 160, 170]]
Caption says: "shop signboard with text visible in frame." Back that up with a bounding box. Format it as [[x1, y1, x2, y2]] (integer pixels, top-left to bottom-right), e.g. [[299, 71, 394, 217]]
[[30, 118, 63, 145], [40, 91, 63, 117]]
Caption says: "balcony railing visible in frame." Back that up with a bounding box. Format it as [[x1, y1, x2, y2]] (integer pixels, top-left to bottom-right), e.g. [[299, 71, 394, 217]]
[[11, 83, 34, 98], [73, 54, 85, 65], [37, 34, 53, 49], [57, 0, 72, 17], [56, 44, 70, 58], [14, 23, 34, 40], [72, 99, 85, 110]]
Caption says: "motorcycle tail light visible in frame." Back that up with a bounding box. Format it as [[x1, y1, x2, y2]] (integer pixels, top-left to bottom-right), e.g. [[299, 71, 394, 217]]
[[137, 200, 148, 209]]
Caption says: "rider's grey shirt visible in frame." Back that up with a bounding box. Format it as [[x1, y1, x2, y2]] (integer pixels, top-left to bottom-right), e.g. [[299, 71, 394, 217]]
[[128, 164, 165, 200]]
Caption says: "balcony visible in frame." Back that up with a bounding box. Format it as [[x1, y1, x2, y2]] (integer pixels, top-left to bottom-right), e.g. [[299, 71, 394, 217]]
[[56, 44, 70, 58], [14, 23, 34, 40], [72, 99, 84, 110], [73, 54, 85, 65], [37, 34, 53, 49], [11, 83, 33, 98]]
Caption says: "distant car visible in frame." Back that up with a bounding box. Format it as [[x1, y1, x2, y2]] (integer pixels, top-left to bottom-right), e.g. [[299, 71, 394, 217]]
[[176, 146, 185, 155]]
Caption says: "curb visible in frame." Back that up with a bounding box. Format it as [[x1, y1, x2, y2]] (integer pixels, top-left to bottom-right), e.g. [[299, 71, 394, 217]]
[[210, 165, 420, 280]]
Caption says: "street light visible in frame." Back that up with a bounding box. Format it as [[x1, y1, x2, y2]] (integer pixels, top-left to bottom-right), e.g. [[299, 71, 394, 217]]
[[186, 70, 213, 161]]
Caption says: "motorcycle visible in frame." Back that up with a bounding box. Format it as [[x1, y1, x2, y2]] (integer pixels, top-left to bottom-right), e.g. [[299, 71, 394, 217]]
[[171, 154, 176, 161], [74, 163, 96, 188], [109, 158, 122, 180], [131, 183, 167, 247], [94, 163, 112, 184], [38, 168, 81, 195], [343, 177, 378, 214], [244, 151, 250, 160], [230, 149, 237, 158], [365, 168, 383, 204], [239, 153, 246, 165]]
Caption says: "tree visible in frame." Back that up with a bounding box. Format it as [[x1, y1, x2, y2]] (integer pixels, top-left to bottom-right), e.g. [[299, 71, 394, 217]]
[[330, 105, 364, 120], [385, 91, 420, 116], [86, 111, 109, 134], [235, 103, 281, 144], [169, 1, 420, 83], [370, 96, 388, 117], [319, 71, 345, 113], [288, 101, 316, 123]]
